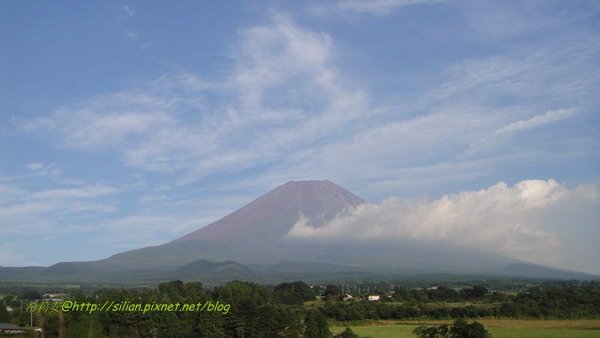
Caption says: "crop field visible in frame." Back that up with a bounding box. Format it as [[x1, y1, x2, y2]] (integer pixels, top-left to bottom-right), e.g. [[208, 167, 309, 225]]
[[331, 319, 600, 337]]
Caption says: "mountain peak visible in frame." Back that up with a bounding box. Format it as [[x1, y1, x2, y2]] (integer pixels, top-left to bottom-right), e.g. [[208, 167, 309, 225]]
[[281, 179, 333, 185], [171, 180, 364, 243], [276, 179, 339, 191]]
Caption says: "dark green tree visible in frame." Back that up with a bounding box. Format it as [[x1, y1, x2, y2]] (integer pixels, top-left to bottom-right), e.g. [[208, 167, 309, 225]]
[[413, 324, 450, 338], [0, 302, 10, 322], [460, 286, 488, 299], [392, 286, 411, 301], [196, 311, 225, 338], [334, 327, 359, 338], [20, 290, 42, 301], [450, 319, 489, 337], [214, 280, 275, 337], [274, 281, 315, 305], [324, 285, 341, 297], [413, 319, 488, 338], [304, 309, 331, 338]]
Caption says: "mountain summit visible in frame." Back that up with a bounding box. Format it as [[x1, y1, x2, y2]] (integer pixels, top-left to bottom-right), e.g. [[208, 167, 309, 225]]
[[172, 180, 364, 243]]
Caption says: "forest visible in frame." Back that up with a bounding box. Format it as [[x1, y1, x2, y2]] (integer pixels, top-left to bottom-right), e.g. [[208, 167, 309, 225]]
[[1, 280, 599, 337]]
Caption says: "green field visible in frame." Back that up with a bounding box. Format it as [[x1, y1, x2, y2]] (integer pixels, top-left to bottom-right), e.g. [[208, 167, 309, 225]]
[[331, 319, 600, 337]]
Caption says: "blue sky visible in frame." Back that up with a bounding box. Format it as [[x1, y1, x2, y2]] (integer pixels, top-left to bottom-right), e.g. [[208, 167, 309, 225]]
[[1, 0, 599, 273]]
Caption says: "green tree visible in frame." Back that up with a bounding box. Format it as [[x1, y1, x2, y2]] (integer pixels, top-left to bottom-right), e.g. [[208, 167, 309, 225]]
[[460, 286, 488, 299], [196, 311, 225, 338], [20, 290, 42, 301], [450, 319, 489, 338], [215, 280, 272, 337], [413, 319, 488, 338], [334, 327, 359, 338], [392, 287, 410, 301], [324, 285, 340, 297], [413, 324, 450, 338], [274, 281, 315, 305], [0, 301, 10, 322], [304, 310, 331, 338]]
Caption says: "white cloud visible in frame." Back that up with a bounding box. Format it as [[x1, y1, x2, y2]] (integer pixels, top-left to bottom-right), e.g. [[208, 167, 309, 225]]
[[336, 0, 444, 15], [125, 30, 138, 41], [36, 109, 176, 149], [462, 108, 579, 157], [484, 108, 577, 136], [288, 179, 599, 262], [26, 162, 62, 176], [123, 6, 135, 17], [228, 13, 368, 140], [0, 182, 120, 236], [31, 183, 119, 199], [432, 38, 600, 107], [27, 14, 367, 182], [24, 10, 598, 190]]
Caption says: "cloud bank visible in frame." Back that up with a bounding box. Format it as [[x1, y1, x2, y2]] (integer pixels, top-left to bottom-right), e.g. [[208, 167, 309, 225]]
[[288, 179, 599, 262]]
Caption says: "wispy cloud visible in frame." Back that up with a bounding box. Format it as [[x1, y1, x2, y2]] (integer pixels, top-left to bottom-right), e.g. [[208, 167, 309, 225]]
[[462, 108, 579, 157], [125, 30, 138, 41], [25, 9, 598, 191], [27, 14, 368, 183], [431, 37, 600, 108], [336, 0, 445, 15], [0, 181, 120, 236], [122, 6, 135, 17], [31, 184, 118, 199], [26, 162, 62, 177]]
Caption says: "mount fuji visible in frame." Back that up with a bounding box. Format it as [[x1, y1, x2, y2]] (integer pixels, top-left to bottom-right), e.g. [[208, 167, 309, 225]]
[[1, 180, 596, 283]]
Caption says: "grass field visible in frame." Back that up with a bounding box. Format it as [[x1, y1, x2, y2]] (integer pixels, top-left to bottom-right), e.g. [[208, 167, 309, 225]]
[[331, 319, 600, 337]]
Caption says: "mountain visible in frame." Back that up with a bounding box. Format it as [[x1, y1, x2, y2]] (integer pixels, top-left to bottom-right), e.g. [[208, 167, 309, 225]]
[[173, 180, 365, 243], [98, 180, 365, 269], [502, 263, 598, 280], [175, 259, 252, 279], [1, 180, 597, 283]]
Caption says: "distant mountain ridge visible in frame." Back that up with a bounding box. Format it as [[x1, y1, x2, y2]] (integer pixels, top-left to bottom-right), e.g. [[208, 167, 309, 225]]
[[1, 180, 597, 283]]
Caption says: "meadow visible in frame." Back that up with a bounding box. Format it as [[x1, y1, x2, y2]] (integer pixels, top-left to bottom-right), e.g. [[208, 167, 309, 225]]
[[330, 319, 600, 337]]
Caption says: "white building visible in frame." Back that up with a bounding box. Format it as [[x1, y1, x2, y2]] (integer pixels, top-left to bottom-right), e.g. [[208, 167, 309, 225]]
[[368, 295, 380, 301]]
